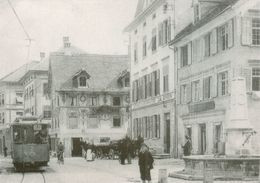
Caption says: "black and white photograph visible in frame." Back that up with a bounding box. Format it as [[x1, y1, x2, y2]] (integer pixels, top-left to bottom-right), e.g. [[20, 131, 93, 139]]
[[0, 0, 260, 182]]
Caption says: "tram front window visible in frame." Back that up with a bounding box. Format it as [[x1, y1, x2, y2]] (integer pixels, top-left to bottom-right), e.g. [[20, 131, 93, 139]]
[[34, 125, 48, 144], [13, 125, 48, 144]]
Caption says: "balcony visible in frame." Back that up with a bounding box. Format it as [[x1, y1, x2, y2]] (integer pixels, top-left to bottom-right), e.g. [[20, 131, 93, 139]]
[[188, 100, 215, 113], [132, 92, 174, 109]]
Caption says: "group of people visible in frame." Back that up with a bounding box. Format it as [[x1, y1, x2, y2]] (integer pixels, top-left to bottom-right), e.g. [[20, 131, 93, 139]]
[[53, 135, 192, 183]]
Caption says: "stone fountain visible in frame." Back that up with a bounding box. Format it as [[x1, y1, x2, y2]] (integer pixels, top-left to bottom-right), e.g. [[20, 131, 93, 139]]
[[170, 77, 260, 181]]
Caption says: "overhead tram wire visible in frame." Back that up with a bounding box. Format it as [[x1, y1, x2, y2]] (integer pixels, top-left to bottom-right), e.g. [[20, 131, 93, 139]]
[[7, 0, 34, 71]]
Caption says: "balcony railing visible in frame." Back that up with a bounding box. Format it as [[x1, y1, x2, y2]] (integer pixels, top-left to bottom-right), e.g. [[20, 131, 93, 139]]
[[132, 92, 174, 109]]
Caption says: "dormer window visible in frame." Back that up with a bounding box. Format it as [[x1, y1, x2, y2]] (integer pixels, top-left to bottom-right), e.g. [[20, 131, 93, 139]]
[[194, 3, 200, 23], [79, 76, 87, 87], [72, 69, 90, 88]]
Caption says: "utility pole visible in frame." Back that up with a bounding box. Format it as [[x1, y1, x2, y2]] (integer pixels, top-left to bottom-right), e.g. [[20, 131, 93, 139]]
[[7, 0, 33, 61]]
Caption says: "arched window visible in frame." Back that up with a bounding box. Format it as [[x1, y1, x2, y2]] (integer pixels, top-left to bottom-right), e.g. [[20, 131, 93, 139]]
[[79, 77, 87, 87]]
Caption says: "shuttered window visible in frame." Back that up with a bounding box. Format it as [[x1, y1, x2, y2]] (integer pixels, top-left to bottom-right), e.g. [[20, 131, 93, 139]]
[[152, 28, 157, 52], [163, 65, 169, 93], [155, 70, 160, 96], [143, 36, 147, 58], [181, 45, 188, 67], [181, 84, 187, 104], [192, 80, 200, 102], [134, 42, 138, 63], [218, 19, 233, 51], [219, 24, 229, 51], [203, 76, 212, 99], [204, 33, 211, 57], [252, 68, 260, 91]]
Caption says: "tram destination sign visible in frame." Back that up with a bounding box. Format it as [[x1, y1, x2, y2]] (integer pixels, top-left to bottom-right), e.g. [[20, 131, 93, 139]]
[[34, 124, 42, 131]]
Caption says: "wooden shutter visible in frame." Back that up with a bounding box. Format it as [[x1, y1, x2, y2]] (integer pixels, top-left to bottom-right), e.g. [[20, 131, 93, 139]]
[[210, 28, 217, 55], [156, 69, 160, 95], [168, 17, 171, 42], [200, 38, 205, 61], [132, 81, 135, 102], [192, 40, 198, 63], [243, 67, 252, 91], [188, 42, 192, 65], [151, 72, 155, 97], [210, 75, 217, 98], [186, 83, 192, 103], [177, 48, 181, 69], [176, 85, 181, 104], [241, 16, 252, 46], [228, 19, 234, 48], [159, 23, 163, 46]]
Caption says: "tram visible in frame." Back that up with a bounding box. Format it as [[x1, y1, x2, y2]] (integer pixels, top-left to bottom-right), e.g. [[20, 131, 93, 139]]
[[10, 116, 50, 169]]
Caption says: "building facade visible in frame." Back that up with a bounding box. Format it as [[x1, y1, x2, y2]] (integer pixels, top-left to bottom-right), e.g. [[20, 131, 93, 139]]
[[19, 54, 51, 124], [48, 38, 130, 157], [0, 61, 39, 155], [170, 0, 260, 156], [124, 0, 193, 157]]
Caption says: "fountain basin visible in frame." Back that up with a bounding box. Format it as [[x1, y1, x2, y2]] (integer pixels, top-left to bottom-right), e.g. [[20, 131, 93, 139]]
[[169, 155, 260, 181]]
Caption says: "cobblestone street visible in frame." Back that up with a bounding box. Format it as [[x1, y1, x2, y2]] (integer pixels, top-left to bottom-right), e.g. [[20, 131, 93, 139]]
[[0, 157, 259, 183]]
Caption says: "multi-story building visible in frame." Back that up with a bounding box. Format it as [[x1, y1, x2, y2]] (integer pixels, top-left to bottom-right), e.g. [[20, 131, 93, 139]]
[[19, 53, 51, 123], [0, 61, 39, 154], [124, 0, 192, 157], [48, 38, 130, 157], [170, 0, 260, 156]]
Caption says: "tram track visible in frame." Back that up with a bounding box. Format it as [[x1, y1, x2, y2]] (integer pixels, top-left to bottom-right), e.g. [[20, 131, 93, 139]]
[[19, 171, 46, 183], [19, 173, 24, 183]]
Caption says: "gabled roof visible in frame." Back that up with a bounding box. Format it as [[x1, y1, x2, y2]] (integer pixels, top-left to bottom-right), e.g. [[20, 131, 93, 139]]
[[170, 0, 239, 45], [50, 54, 129, 92], [0, 61, 39, 83]]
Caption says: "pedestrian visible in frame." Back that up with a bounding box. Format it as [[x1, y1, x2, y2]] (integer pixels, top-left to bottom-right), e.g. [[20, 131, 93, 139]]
[[3, 146, 7, 157], [57, 141, 65, 164], [182, 135, 192, 156], [126, 137, 132, 164], [138, 143, 154, 183], [87, 146, 93, 161]]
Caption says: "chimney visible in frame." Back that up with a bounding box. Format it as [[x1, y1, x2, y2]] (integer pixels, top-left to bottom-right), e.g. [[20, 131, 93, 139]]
[[63, 36, 71, 48], [40, 52, 45, 61]]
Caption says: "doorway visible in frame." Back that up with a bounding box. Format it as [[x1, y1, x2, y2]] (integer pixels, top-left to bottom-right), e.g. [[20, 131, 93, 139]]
[[72, 138, 82, 157], [164, 113, 170, 154], [199, 124, 206, 155]]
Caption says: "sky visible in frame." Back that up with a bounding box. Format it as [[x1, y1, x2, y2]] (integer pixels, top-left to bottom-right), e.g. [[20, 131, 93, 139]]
[[0, 0, 138, 78]]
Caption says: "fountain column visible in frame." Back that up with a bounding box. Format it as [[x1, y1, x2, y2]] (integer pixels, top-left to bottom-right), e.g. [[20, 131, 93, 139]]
[[225, 77, 253, 155]]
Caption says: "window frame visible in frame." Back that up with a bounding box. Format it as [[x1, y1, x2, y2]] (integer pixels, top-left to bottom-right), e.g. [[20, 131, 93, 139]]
[[252, 67, 260, 91], [218, 71, 229, 96], [79, 76, 87, 87], [219, 24, 229, 51], [181, 45, 188, 67], [192, 80, 200, 102], [252, 17, 260, 45], [113, 117, 121, 128]]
